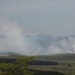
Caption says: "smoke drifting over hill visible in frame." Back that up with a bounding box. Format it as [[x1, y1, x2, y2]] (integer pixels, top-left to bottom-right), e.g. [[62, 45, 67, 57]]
[[0, 19, 75, 56]]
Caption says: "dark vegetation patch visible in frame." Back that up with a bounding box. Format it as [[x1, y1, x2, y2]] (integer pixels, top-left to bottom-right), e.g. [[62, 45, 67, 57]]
[[29, 60, 58, 65], [0, 58, 58, 66], [0, 58, 16, 63], [30, 69, 65, 75]]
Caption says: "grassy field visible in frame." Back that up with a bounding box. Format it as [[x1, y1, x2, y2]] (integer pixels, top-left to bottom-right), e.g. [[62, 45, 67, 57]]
[[29, 53, 75, 75], [29, 65, 75, 75], [0, 53, 75, 75]]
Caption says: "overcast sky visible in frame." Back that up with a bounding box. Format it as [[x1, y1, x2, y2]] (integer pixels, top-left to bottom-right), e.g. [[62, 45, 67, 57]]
[[0, 0, 75, 36]]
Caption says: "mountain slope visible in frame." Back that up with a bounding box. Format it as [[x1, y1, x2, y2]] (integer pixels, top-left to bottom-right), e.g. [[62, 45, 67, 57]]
[[35, 53, 75, 62]]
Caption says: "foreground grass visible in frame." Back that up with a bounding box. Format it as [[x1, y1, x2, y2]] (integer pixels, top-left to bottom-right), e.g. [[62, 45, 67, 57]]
[[29, 69, 64, 75], [29, 64, 75, 75], [1, 53, 75, 75]]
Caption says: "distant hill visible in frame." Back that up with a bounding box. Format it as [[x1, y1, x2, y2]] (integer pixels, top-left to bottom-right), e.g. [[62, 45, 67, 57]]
[[0, 52, 22, 57], [35, 53, 75, 62]]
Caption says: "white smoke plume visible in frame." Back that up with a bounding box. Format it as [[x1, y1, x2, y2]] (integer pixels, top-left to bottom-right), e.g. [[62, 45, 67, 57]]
[[0, 18, 75, 56], [0, 18, 27, 55]]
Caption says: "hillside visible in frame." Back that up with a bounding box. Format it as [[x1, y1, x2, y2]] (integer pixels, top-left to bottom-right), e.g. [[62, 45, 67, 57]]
[[35, 53, 75, 62]]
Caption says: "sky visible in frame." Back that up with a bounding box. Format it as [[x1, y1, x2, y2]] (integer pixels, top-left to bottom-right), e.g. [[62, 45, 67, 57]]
[[0, 0, 75, 36], [0, 0, 75, 55]]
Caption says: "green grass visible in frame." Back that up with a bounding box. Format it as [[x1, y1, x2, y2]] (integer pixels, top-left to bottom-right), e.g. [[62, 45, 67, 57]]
[[30, 53, 75, 75], [29, 65, 75, 75], [0, 53, 75, 75]]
